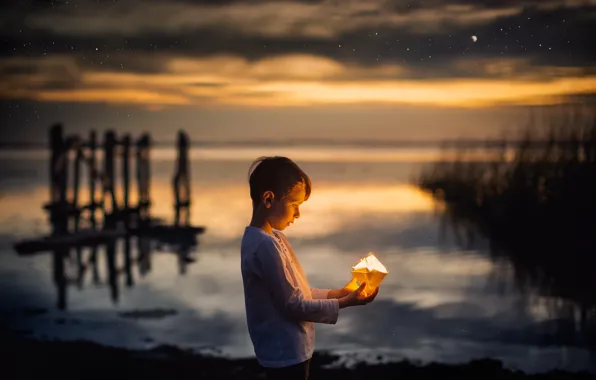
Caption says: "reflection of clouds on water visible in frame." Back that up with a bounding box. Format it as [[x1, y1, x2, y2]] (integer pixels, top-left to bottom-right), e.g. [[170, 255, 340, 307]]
[[0, 189, 49, 237], [0, 252, 247, 355], [2, 234, 594, 372], [150, 146, 495, 163], [0, 178, 437, 241], [119, 308, 178, 320], [5, 307, 246, 355], [0, 247, 55, 313], [292, 212, 456, 253], [2, 154, 594, 373], [323, 299, 532, 348], [0, 159, 46, 192], [317, 299, 595, 373]]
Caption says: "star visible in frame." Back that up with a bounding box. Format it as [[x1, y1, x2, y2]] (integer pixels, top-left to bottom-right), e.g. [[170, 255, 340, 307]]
[[471, 35, 478, 42]]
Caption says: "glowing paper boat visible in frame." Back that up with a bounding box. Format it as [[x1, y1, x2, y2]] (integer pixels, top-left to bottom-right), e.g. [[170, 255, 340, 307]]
[[346, 252, 388, 296]]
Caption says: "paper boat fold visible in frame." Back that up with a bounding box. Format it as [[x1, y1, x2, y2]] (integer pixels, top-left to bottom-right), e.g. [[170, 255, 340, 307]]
[[348, 252, 388, 296]]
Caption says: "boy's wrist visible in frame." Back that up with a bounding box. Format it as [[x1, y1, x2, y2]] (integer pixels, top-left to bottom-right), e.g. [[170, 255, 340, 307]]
[[338, 296, 349, 309], [328, 288, 350, 299]]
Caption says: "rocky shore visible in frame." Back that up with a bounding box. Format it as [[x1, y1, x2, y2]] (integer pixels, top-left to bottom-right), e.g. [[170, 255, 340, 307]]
[[2, 337, 595, 380]]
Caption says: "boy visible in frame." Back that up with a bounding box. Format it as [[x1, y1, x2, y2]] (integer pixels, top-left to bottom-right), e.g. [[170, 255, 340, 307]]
[[240, 156, 379, 380]]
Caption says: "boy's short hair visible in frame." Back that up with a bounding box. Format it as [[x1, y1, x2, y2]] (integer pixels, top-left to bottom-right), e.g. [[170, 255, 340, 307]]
[[248, 156, 312, 207]]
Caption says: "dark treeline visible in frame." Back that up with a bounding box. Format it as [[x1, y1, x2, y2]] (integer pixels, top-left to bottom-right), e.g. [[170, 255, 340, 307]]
[[417, 105, 596, 350]]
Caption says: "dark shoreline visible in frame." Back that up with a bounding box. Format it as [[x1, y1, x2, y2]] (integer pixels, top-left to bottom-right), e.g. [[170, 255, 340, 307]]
[[2, 337, 595, 380]]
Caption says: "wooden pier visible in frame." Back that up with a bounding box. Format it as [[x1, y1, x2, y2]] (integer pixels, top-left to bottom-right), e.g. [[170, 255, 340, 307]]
[[13, 124, 206, 310]]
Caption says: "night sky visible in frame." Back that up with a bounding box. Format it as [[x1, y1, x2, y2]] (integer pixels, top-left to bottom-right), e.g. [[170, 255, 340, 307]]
[[1, 0, 595, 144]]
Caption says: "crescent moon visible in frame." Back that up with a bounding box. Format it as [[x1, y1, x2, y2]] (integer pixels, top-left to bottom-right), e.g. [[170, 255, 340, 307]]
[[471, 35, 478, 42]]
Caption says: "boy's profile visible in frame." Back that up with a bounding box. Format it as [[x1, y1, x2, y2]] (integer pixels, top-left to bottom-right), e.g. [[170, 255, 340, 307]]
[[240, 156, 379, 380]]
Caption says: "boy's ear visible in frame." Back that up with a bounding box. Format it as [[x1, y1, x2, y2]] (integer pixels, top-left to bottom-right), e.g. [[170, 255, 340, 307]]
[[263, 191, 275, 208]]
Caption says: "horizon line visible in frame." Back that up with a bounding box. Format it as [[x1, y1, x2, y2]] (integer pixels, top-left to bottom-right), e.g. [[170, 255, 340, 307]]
[[0, 138, 551, 150]]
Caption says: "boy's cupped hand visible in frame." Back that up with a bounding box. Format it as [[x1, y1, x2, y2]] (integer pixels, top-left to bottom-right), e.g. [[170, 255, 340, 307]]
[[339, 282, 379, 308]]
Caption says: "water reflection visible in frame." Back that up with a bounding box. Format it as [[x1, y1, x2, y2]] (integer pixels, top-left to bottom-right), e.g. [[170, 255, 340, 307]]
[[2, 153, 596, 373], [0, 180, 435, 241], [13, 213, 200, 311], [417, 107, 596, 353]]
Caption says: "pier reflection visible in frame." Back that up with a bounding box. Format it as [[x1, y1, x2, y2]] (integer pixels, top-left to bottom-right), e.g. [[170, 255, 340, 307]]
[[13, 125, 206, 310]]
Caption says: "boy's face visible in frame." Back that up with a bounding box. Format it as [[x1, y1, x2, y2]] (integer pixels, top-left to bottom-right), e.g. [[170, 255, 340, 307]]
[[267, 182, 306, 231]]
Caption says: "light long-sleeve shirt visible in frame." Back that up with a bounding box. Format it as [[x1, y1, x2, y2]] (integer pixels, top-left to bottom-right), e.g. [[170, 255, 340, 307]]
[[240, 226, 340, 368]]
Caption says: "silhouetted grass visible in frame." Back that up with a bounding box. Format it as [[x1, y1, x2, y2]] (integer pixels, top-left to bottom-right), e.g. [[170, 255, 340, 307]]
[[417, 106, 596, 350]]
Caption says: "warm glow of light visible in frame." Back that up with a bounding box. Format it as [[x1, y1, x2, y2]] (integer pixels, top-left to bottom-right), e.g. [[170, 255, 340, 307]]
[[2, 54, 595, 108], [347, 253, 389, 296], [34, 88, 191, 105], [0, 180, 435, 240], [303, 184, 435, 213], [148, 146, 498, 162], [239, 77, 596, 108]]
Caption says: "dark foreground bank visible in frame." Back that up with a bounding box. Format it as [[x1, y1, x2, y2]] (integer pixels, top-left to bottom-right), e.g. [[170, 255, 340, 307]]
[[1, 337, 595, 380]]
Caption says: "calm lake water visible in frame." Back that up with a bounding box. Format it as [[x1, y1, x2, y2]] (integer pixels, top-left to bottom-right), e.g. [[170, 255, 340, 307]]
[[0, 145, 593, 373]]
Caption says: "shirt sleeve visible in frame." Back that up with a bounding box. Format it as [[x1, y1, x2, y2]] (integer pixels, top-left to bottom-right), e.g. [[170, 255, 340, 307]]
[[311, 288, 331, 299], [253, 238, 339, 324]]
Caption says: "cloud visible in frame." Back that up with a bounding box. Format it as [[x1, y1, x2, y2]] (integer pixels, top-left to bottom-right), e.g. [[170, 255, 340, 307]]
[[16, 0, 596, 41], [34, 88, 192, 106], [0, 0, 594, 109], [450, 57, 595, 80], [21, 0, 524, 38], [1, 53, 595, 108], [3, 0, 594, 71]]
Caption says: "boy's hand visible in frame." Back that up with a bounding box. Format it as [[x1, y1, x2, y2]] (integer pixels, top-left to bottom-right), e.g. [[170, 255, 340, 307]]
[[336, 277, 359, 298], [328, 277, 359, 299], [338, 282, 379, 309]]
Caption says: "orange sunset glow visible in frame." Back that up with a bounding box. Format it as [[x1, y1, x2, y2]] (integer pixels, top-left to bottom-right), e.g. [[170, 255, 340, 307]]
[[2, 0, 595, 146], [1, 2, 595, 376], [2, 54, 595, 109]]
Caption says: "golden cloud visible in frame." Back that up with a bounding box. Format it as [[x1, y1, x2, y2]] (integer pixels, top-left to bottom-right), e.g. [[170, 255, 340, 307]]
[[33, 88, 191, 105], [2, 54, 595, 108], [453, 57, 589, 79]]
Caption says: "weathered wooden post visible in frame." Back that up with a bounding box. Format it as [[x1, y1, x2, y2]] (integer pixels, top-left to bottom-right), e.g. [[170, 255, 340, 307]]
[[123, 235, 134, 287], [49, 124, 69, 233], [137, 235, 152, 277], [122, 134, 134, 287], [88, 131, 97, 222], [103, 131, 118, 221], [105, 222, 119, 304], [122, 135, 131, 213], [72, 138, 84, 288], [49, 124, 68, 310], [72, 139, 82, 212], [87, 131, 101, 286], [136, 134, 151, 220], [15, 126, 207, 311], [135, 138, 142, 218], [103, 131, 120, 302], [174, 130, 191, 226], [133, 134, 152, 279]]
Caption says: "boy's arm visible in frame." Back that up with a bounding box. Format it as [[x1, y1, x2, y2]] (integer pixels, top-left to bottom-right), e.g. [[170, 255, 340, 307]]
[[311, 288, 331, 300], [326, 289, 349, 299], [254, 239, 339, 324]]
